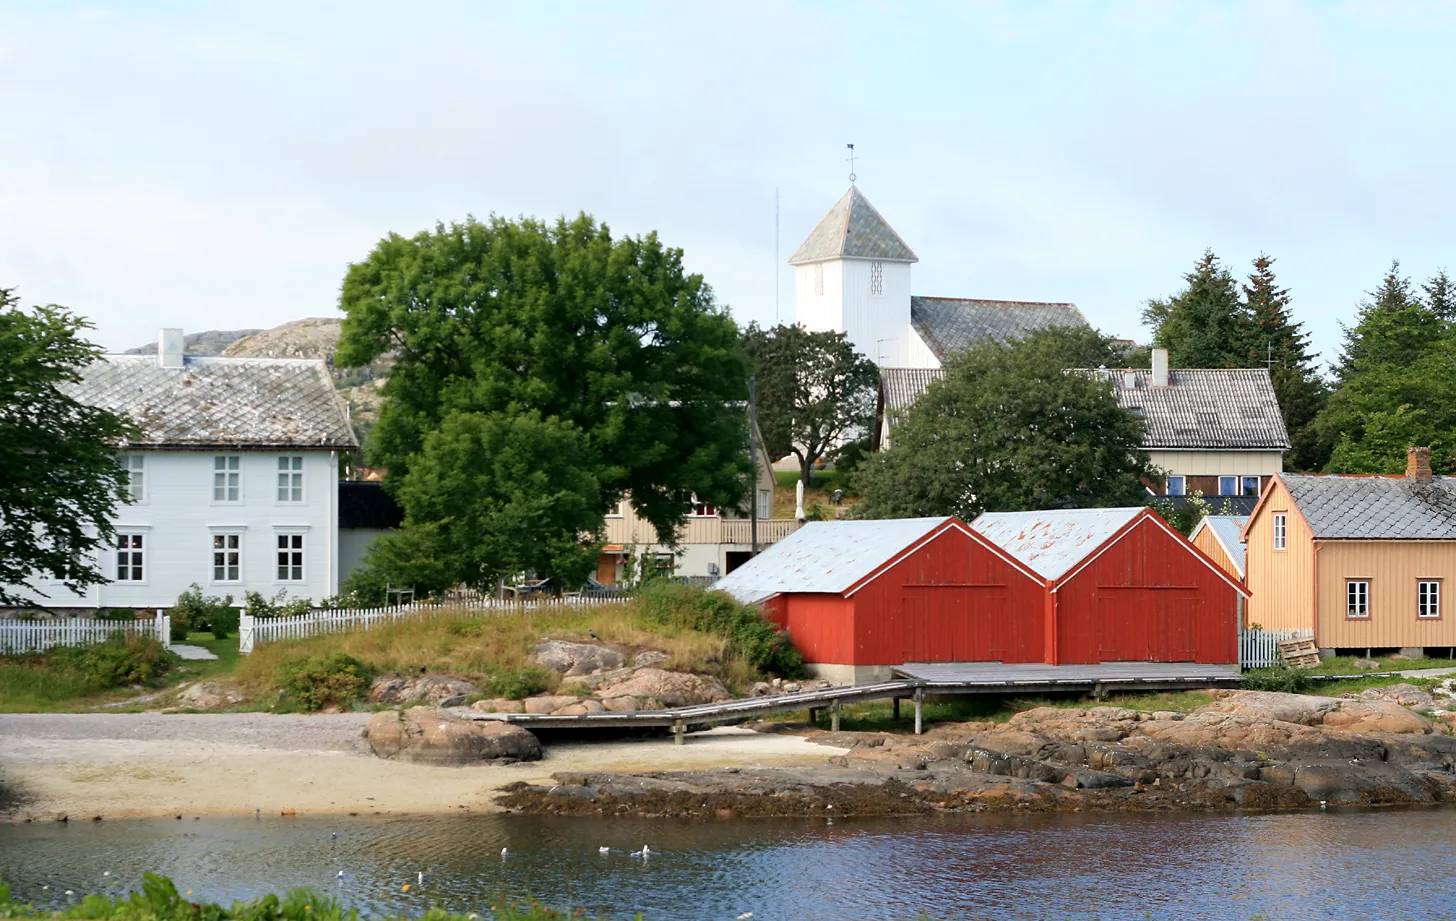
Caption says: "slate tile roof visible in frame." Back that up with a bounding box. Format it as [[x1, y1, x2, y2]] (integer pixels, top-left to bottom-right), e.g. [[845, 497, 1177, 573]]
[[970, 508, 1144, 582], [879, 367, 946, 415], [910, 297, 1089, 364], [1192, 515, 1247, 578], [1281, 474, 1456, 540], [69, 354, 358, 450], [788, 187, 919, 265]]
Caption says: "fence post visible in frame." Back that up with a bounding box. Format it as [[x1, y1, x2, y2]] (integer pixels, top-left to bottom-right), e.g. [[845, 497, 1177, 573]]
[[155, 609, 171, 649], [239, 610, 254, 655]]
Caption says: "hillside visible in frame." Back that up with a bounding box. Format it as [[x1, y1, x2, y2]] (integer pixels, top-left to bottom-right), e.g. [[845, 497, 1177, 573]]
[[122, 328, 260, 356]]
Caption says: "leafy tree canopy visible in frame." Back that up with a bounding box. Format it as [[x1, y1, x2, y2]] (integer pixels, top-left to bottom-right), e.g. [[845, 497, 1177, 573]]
[[0, 289, 136, 605], [853, 327, 1155, 520], [335, 215, 750, 592], [741, 323, 879, 486]]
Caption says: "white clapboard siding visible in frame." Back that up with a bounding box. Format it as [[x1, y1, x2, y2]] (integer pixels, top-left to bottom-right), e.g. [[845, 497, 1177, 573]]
[[0, 612, 171, 655], [239, 596, 627, 654], [1239, 628, 1315, 669]]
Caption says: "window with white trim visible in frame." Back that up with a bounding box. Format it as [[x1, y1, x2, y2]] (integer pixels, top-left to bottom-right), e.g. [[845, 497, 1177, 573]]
[[213, 455, 241, 502], [1218, 476, 1238, 496], [277, 456, 304, 502], [1419, 580, 1441, 619], [1242, 476, 1261, 496], [757, 489, 772, 520], [1272, 513, 1287, 551], [116, 534, 145, 581], [1165, 476, 1185, 496], [1347, 580, 1370, 618], [277, 533, 304, 582], [119, 454, 145, 502], [212, 533, 242, 582], [690, 501, 717, 517], [870, 261, 884, 296]]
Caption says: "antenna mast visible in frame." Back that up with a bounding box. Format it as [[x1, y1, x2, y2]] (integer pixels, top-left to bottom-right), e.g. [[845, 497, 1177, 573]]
[[774, 187, 780, 324], [846, 143, 857, 184]]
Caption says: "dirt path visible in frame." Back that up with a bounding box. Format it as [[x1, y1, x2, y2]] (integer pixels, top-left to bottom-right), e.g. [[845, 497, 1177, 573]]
[[0, 713, 842, 820]]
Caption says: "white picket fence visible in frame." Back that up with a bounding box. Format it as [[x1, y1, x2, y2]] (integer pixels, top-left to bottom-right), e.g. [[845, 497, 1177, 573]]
[[0, 612, 172, 655], [1239, 627, 1315, 669], [238, 595, 628, 654]]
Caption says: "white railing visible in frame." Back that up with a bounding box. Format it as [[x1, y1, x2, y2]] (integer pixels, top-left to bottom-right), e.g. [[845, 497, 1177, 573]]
[[238, 596, 628, 654], [0, 611, 171, 655], [1239, 627, 1315, 669]]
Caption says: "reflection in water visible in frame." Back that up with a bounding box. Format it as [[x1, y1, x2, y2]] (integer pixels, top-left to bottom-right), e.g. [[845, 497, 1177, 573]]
[[2, 809, 1455, 920]]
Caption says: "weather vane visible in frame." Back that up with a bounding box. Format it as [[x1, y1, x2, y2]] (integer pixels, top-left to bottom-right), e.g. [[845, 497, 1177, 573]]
[[846, 143, 857, 184]]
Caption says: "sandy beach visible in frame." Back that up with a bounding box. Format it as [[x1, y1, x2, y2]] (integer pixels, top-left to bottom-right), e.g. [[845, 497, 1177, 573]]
[[0, 713, 843, 820]]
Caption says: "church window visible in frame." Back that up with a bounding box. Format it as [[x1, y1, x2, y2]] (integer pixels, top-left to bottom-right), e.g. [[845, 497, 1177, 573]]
[[870, 262, 884, 296], [814, 263, 824, 295]]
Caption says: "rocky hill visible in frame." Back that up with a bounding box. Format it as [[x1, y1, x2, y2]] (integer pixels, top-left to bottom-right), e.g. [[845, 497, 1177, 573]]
[[123, 328, 261, 356]]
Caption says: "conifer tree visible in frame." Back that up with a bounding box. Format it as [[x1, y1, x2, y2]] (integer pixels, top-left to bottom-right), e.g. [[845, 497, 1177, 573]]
[[1422, 268, 1456, 323], [1141, 250, 1254, 369], [1241, 254, 1327, 470], [1332, 261, 1441, 382]]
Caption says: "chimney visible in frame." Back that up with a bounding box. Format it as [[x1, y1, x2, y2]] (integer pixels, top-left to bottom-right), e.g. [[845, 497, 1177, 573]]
[[1151, 348, 1170, 387], [1406, 446, 1433, 483], [158, 328, 184, 369]]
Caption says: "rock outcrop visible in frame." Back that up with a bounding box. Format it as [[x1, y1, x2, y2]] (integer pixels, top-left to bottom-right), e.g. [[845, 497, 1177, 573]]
[[369, 675, 477, 708], [594, 668, 731, 707], [530, 640, 622, 676], [178, 682, 246, 709], [367, 707, 541, 765]]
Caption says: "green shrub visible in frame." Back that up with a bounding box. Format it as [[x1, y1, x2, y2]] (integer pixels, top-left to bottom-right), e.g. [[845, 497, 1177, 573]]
[[93, 609, 139, 622], [172, 584, 237, 638], [46, 633, 178, 689], [479, 665, 551, 700], [276, 653, 372, 711], [632, 582, 807, 678], [244, 589, 312, 619], [1240, 665, 1311, 694]]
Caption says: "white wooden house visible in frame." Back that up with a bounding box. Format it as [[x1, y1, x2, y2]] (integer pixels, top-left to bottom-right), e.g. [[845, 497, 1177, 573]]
[[6, 329, 358, 612]]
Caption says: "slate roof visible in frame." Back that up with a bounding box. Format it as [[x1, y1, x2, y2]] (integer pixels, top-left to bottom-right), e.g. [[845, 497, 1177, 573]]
[[69, 354, 358, 450], [1280, 475, 1456, 540], [712, 517, 956, 604], [1192, 515, 1247, 578], [788, 187, 919, 265], [910, 297, 1089, 364], [970, 508, 1144, 582], [880, 367, 946, 415]]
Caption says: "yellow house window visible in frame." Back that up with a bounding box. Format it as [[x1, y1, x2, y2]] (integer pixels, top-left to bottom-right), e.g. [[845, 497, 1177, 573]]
[[1419, 580, 1441, 619], [1347, 580, 1370, 618], [1272, 512, 1287, 551]]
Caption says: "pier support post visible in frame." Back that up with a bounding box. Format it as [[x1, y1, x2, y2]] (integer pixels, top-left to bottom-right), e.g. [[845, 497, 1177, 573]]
[[673, 719, 685, 746], [892, 697, 901, 721], [1093, 682, 1104, 702], [809, 707, 820, 725], [913, 688, 924, 735], [830, 699, 840, 733]]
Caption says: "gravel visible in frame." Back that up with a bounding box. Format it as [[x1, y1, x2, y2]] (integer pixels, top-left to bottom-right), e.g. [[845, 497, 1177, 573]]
[[0, 712, 373, 752]]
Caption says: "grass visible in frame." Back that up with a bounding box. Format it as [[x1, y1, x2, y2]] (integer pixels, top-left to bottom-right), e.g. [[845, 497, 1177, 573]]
[[772, 468, 861, 518], [1289, 654, 1456, 675], [0, 658, 99, 713]]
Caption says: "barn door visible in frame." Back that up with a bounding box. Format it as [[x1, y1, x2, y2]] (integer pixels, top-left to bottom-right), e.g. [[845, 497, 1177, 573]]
[[1162, 592, 1198, 662], [1097, 589, 1148, 662], [901, 595, 927, 662]]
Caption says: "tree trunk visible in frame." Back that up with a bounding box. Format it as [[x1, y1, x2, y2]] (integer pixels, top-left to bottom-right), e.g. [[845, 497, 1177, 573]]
[[795, 448, 814, 488]]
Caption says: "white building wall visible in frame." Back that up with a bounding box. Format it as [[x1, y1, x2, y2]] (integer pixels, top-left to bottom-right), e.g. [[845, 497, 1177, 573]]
[[339, 528, 390, 585], [838, 258, 913, 366], [1148, 450, 1285, 477], [8, 450, 340, 610], [904, 324, 941, 369]]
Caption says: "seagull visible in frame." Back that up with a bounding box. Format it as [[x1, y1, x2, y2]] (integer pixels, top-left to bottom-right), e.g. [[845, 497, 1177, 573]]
[[417, 871, 424, 886], [631, 845, 651, 858], [103, 872, 110, 877], [500, 847, 509, 858], [598, 846, 610, 854], [254, 808, 261, 820], [738, 914, 754, 920], [1319, 801, 1328, 809], [337, 871, 345, 880]]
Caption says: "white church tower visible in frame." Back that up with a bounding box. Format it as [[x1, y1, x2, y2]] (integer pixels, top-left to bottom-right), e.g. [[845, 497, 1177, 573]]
[[788, 187, 936, 368]]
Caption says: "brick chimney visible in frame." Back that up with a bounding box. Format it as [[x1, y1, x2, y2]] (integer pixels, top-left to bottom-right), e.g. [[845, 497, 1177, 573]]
[[1406, 446, 1433, 483], [1151, 348, 1169, 387]]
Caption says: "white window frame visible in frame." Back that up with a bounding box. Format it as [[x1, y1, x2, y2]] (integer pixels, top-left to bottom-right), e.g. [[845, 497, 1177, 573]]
[[213, 455, 242, 503], [689, 500, 717, 518], [119, 454, 146, 503], [115, 531, 147, 583], [1242, 476, 1261, 496], [210, 531, 244, 583], [1272, 513, 1287, 551], [1347, 580, 1371, 618], [276, 455, 305, 503], [1419, 580, 1441, 619], [757, 488, 772, 520], [1218, 476, 1238, 496], [275, 531, 306, 583], [1165, 476, 1186, 496]]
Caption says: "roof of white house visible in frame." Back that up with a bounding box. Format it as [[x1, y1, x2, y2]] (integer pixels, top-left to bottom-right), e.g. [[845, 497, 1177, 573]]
[[970, 507, 1143, 582], [788, 187, 919, 265], [69, 354, 358, 450], [1279, 474, 1456, 540], [1191, 515, 1247, 578], [909, 297, 1089, 364], [712, 517, 955, 604]]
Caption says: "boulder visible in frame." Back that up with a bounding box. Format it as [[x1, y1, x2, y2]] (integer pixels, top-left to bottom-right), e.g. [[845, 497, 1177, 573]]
[[552, 699, 606, 716], [366, 707, 541, 765], [471, 698, 525, 714], [530, 640, 621, 676], [1354, 658, 1381, 670], [594, 668, 731, 707], [1353, 683, 1437, 710], [523, 695, 582, 714], [1202, 691, 1341, 726], [601, 696, 640, 713], [369, 675, 478, 708], [558, 666, 633, 691], [1323, 700, 1434, 735], [633, 650, 669, 668], [179, 682, 245, 709]]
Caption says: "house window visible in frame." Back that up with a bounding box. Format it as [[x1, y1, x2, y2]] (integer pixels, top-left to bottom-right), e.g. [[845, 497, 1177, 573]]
[[277, 456, 304, 502], [1347, 580, 1370, 618], [757, 489, 772, 520], [1272, 513, 1287, 551], [115, 534, 145, 582], [213, 455, 241, 502], [690, 502, 717, 517], [277, 534, 304, 581], [870, 261, 884, 296], [814, 263, 824, 296], [212, 534, 242, 582], [1419, 580, 1441, 619], [1242, 476, 1261, 496], [1165, 476, 1186, 496], [119, 454, 145, 502], [1218, 476, 1238, 496]]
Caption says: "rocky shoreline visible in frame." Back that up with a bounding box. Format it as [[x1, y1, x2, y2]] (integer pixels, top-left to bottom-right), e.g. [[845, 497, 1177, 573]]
[[496, 688, 1456, 818]]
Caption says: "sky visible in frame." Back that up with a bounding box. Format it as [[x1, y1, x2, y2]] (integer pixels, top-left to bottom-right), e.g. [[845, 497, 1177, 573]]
[[4, 1, 1456, 366]]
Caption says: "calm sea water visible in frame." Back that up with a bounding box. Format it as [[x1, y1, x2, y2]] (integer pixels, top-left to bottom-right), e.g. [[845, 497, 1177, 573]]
[[1, 808, 1453, 921]]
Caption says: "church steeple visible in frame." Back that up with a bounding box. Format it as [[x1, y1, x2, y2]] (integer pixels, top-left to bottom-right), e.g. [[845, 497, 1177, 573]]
[[788, 187, 918, 266]]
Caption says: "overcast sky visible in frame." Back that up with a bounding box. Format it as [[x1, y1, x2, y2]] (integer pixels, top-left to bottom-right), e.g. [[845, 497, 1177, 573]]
[[4, 1, 1455, 366]]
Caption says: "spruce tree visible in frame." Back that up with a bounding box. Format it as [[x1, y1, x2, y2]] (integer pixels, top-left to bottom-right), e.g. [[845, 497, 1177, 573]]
[[1241, 254, 1327, 470], [1422, 268, 1456, 324], [1142, 250, 1255, 368], [1333, 261, 1441, 382]]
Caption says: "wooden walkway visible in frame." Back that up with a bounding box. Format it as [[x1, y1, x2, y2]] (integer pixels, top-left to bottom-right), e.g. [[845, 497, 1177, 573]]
[[465, 661, 1243, 742]]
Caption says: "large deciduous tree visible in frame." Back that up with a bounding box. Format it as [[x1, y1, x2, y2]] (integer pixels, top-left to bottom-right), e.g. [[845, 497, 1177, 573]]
[[0, 289, 136, 605], [853, 327, 1155, 520], [741, 323, 879, 487], [335, 215, 750, 594]]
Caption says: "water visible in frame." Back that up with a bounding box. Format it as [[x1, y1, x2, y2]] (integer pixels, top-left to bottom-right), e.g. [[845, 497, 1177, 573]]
[[2, 809, 1455, 920]]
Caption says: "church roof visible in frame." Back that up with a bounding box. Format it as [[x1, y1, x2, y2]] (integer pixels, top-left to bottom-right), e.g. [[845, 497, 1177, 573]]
[[788, 187, 918, 265], [910, 297, 1089, 364]]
